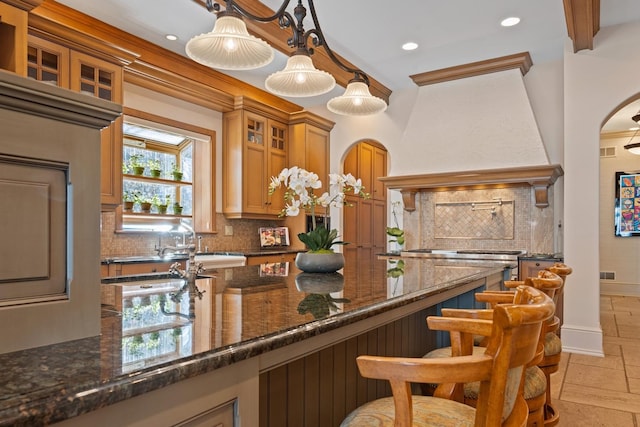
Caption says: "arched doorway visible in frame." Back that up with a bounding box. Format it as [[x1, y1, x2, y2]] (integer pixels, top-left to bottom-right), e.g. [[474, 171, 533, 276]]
[[342, 140, 388, 303]]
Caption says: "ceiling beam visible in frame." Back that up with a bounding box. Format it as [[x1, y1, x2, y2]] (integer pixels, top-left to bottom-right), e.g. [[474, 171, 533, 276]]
[[563, 0, 600, 52], [192, 0, 392, 104]]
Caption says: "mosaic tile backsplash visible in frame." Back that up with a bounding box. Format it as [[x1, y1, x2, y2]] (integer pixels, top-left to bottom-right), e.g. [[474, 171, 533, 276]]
[[434, 199, 515, 239], [403, 186, 556, 254], [100, 212, 284, 258]]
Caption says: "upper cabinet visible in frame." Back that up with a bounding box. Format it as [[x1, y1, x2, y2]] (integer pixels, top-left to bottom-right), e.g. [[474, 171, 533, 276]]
[[222, 102, 334, 220], [0, 2, 29, 76], [222, 99, 290, 219], [26, 34, 125, 211]]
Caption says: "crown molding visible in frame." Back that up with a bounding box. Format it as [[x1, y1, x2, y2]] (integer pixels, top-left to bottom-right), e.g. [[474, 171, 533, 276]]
[[410, 52, 533, 87]]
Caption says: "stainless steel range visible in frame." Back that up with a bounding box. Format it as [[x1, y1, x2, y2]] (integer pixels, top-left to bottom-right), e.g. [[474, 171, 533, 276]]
[[400, 249, 526, 282], [401, 249, 527, 262]]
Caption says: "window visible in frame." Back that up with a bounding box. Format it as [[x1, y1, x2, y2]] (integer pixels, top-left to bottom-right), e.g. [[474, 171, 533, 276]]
[[118, 111, 214, 233]]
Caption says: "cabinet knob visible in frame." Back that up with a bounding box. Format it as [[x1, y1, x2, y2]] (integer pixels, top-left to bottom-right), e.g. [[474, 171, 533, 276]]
[[535, 262, 540, 267]]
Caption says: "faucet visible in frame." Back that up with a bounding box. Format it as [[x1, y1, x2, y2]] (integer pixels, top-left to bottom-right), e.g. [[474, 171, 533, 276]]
[[168, 219, 205, 299]]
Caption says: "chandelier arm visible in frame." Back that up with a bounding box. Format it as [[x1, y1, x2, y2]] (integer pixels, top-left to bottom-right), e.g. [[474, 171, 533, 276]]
[[211, 0, 292, 24], [305, 0, 371, 86]]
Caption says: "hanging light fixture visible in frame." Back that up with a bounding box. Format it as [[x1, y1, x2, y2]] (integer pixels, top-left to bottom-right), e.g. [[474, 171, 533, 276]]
[[186, 12, 274, 70], [187, 0, 387, 115], [327, 75, 387, 116], [624, 112, 640, 155]]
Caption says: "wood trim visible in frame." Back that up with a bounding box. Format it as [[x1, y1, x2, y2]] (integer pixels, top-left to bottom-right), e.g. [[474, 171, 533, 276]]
[[124, 61, 235, 113], [31, 0, 303, 113], [288, 110, 335, 132], [28, 13, 139, 67], [231, 96, 292, 122], [379, 164, 564, 211], [563, 0, 600, 53], [193, 0, 392, 104], [0, 0, 42, 11], [410, 52, 533, 87]]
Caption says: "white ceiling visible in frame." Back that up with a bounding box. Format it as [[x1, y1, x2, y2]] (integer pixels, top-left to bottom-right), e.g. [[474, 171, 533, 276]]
[[55, 0, 640, 132]]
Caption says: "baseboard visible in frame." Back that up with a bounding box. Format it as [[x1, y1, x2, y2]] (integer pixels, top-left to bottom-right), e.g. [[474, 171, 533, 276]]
[[560, 324, 604, 357], [600, 281, 640, 296]]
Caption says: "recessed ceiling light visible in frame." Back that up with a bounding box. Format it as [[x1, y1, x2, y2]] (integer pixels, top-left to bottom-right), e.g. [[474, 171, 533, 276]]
[[165, 34, 178, 41], [501, 17, 520, 27], [402, 42, 418, 51]]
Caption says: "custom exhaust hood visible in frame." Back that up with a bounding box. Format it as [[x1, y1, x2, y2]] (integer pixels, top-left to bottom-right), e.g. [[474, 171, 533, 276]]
[[382, 52, 563, 210]]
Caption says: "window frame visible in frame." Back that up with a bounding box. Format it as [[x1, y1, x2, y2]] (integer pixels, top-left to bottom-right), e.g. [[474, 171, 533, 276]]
[[116, 107, 216, 234]]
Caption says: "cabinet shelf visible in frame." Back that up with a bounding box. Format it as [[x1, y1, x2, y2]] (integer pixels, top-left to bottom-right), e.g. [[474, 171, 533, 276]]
[[123, 174, 192, 186]]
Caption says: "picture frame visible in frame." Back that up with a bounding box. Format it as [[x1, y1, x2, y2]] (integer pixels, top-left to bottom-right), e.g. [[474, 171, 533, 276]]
[[614, 171, 640, 237], [259, 262, 290, 277], [259, 226, 290, 247]]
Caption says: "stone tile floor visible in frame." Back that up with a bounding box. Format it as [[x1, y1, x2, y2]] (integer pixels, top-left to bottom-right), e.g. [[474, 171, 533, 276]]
[[552, 295, 640, 426]]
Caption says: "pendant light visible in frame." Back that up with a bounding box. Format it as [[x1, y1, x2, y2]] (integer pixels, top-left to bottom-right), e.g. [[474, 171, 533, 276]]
[[186, 13, 274, 70], [624, 111, 640, 155], [187, 0, 388, 116], [327, 77, 387, 116], [265, 52, 335, 97]]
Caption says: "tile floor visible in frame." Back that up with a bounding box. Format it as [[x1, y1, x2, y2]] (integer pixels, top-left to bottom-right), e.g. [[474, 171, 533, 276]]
[[552, 295, 640, 426]]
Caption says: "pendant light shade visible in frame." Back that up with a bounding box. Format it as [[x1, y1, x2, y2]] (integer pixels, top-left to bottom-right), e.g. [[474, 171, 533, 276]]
[[624, 143, 640, 155], [265, 54, 336, 97], [186, 15, 274, 70], [327, 80, 387, 116]]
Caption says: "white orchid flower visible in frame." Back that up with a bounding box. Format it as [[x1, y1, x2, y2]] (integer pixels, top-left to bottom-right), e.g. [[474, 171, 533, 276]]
[[285, 199, 301, 217]]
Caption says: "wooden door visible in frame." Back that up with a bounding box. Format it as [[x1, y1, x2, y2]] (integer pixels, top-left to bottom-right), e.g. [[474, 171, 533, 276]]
[[343, 141, 388, 302]]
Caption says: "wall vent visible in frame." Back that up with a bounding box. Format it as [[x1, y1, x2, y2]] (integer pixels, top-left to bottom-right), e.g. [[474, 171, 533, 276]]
[[600, 271, 616, 280], [600, 146, 616, 157]]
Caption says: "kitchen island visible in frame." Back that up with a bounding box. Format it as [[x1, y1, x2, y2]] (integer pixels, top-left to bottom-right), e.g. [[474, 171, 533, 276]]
[[0, 257, 512, 426]]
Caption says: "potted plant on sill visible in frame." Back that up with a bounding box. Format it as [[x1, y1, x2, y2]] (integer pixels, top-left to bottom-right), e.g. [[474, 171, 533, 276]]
[[173, 201, 183, 215], [123, 191, 135, 211], [171, 162, 183, 181], [154, 194, 171, 214], [132, 192, 152, 213], [268, 166, 369, 273], [147, 159, 162, 178], [128, 154, 145, 176]]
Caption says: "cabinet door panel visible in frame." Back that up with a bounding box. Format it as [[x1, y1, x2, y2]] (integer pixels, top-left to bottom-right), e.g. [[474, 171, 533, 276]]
[[244, 144, 267, 213]]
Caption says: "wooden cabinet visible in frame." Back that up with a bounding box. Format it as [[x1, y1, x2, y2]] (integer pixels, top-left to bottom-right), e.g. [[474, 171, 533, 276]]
[[192, 138, 216, 233], [287, 111, 334, 239], [518, 256, 561, 280], [26, 35, 124, 210], [223, 104, 289, 219], [245, 252, 297, 266], [288, 112, 333, 201], [0, 2, 28, 75]]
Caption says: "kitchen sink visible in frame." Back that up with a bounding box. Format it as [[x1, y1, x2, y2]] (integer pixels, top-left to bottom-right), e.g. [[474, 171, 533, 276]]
[[194, 253, 247, 269]]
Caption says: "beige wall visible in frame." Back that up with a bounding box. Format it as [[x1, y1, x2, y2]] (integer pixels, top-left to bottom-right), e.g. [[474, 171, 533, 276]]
[[599, 132, 640, 296]]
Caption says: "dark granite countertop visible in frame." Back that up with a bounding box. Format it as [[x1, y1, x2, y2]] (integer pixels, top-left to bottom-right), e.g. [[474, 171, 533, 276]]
[[0, 257, 513, 426], [101, 249, 302, 264]]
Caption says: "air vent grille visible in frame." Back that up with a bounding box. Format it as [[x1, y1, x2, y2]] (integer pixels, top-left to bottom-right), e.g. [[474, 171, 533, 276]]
[[600, 271, 615, 280], [600, 147, 616, 157]]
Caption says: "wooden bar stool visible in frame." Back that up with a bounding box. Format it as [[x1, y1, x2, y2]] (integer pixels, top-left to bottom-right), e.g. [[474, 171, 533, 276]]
[[423, 271, 563, 427], [340, 285, 555, 427], [539, 263, 572, 426]]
